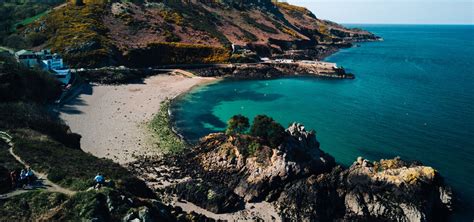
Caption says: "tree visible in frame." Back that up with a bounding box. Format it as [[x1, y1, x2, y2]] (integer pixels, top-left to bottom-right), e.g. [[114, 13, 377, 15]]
[[250, 115, 285, 147], [226, 115, 250, 135]]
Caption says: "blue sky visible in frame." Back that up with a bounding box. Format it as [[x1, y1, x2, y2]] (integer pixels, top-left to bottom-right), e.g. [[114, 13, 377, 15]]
[[287, 0, 474, 24]]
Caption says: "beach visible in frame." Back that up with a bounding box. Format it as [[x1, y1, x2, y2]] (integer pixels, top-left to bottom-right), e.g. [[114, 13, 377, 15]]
[[58, 73, 216, 164]]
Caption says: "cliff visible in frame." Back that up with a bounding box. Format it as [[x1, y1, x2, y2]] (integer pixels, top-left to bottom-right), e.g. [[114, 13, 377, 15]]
[[129, 122, 453, 220], [20, 0, 379, 67]]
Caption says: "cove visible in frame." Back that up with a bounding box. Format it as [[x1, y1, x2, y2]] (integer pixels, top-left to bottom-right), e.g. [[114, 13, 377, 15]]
[[171, 25, 474, 220]]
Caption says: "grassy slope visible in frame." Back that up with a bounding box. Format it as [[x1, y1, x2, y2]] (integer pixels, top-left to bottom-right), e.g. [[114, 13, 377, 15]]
[[11, 129, 151, 197], [14, 9, 51, 29]]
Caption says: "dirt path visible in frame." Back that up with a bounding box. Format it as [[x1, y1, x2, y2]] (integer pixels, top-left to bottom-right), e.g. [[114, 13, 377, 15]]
[[0, 132, 76, 199]]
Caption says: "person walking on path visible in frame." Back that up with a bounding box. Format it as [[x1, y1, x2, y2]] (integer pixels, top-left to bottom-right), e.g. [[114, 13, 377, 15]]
[[19, 169, 26, 188], [94, 173, 105, 189], [9, 170, 17, 189]]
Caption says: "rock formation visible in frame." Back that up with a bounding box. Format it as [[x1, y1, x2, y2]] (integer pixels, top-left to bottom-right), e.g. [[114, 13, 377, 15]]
[[129, 122, 453, 220], [276, 157, 454, 221]]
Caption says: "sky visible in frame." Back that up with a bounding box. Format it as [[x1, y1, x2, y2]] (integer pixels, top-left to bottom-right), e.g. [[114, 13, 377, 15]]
[[287, 0, 474, 24]]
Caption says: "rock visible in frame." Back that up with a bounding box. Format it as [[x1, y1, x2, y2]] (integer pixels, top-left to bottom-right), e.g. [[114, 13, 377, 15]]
[[276, 157, 454, 221], [122, 210, 137, 221], [138, 207, 152, 222], [127, 124, 453, 221]]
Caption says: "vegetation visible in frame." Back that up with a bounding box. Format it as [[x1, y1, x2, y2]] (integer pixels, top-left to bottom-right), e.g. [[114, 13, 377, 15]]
[[149, 100, 187, 154], [225, 115, 249, 135], [0, 56, 61, 103], [39, 4, 115, 67], [11, 129, 152, 197], [0, 191, 69, 220], [125, 42, 230, 67], [0, 2, 58, 49], [274, 2, 309, 14], [222, 114, 285, 161], [249, 115, 285, 147]]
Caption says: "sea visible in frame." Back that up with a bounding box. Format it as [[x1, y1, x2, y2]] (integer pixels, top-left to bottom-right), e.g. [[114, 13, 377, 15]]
[[171, 25, 474, 220]]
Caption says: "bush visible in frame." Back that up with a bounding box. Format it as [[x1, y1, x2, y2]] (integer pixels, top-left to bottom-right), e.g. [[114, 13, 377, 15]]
[[125, 42, 230, 67], [0, 102, 81, 149], [26, 32, 47, 47], [0, 56, 61, 103], [250, 115, 285, 147], [225, 115, 249, 135]]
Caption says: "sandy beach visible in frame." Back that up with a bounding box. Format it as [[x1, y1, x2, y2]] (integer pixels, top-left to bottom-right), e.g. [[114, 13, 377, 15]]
[[58, 73, 215, 164]]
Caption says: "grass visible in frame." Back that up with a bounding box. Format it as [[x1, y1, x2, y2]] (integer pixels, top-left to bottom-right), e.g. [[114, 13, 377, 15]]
[[0, 140, 22, 171], [14, 9, 50, 30], [148, 100, 187, 154], [11, 129, 153, 198], [0, 189, 139, 221], [0, 190, 69, 221]]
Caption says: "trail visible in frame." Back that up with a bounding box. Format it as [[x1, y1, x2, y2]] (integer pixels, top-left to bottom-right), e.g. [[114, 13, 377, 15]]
[[0, 132, 76, 199]]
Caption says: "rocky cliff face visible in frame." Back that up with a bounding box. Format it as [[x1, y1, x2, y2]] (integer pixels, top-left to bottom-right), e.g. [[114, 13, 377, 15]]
[[128, 123, 453, 221], [22, 0, 380, 67], [277, 157, 453, 221]]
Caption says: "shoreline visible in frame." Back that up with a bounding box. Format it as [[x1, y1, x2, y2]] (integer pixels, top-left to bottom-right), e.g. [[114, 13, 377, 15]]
[[58, 73, 217, 164]]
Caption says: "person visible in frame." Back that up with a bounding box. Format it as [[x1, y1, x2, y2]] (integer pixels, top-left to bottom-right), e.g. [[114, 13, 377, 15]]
[[10, 170, 17, 189], [19, 169, 27, 188], [94, 173, 105, 189], [25, 167, 34, 186]]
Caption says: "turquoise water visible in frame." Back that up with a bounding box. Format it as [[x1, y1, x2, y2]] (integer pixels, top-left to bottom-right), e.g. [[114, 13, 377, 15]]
[[172, 25, 474, 219]]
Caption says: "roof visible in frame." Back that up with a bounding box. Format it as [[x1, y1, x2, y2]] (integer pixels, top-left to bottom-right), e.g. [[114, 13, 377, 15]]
[[15, 49, 35, 56]]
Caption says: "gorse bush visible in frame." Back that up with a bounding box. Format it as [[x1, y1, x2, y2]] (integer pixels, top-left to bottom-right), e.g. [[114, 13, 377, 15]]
[[40, 4, 115, 68], [125, 42, 230, 67]]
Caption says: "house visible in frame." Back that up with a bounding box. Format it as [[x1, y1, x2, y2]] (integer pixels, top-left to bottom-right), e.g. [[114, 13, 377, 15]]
[[15, 50, 38, 68], [15, 49, 72, 85]]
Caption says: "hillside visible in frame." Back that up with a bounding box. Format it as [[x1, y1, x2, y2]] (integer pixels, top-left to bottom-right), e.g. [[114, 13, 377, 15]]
[[20, 0, 379, 67]]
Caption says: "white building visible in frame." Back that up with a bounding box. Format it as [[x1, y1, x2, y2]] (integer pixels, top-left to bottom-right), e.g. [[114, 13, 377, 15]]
[[15, 49, 71, 85], [15, 50, 38, 67]]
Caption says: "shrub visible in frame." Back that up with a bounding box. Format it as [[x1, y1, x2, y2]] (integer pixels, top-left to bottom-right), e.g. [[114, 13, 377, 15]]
[[0, 56, 61, 103], [247, 140, 260, 157], [225, 115, 249, 135], [125, 42, 230, 67], [250, 115, 285, 147], [26, 32, 47, 47], [0, 102, 81, 149]]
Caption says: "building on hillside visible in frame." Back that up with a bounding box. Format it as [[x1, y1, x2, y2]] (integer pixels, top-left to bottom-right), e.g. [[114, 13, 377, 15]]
[[15, 49, 72, 85], [15, 50, 38, 67]]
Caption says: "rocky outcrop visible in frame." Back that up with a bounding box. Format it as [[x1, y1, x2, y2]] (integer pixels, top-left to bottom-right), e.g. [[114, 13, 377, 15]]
[[129, 123, 453, 221], [276, 157, 454, 221], [192, 62, 354, 79]]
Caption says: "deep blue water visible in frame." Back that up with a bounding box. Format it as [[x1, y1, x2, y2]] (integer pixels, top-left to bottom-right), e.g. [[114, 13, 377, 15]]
[[172, 25, 474, 220]]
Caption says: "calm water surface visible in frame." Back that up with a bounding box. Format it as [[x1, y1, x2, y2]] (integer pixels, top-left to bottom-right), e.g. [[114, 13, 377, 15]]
[[172, 25, 474, 220]]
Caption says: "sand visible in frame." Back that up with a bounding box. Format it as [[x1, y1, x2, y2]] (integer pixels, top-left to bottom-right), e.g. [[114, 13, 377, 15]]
[[58, 73, 215, 164]]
